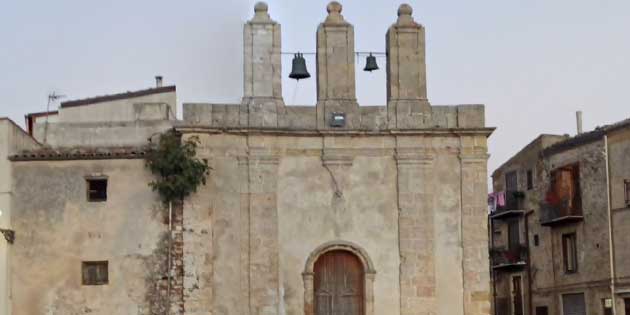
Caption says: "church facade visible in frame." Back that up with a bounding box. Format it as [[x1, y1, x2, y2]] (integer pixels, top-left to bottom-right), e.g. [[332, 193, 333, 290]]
[[1, 2, 493, 315]]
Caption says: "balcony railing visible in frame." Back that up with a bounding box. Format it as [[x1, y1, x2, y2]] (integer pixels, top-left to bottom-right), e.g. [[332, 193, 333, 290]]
[[490, 191, 526, 219], [539, 201, 583, 226], [491, 246, 528, 270]]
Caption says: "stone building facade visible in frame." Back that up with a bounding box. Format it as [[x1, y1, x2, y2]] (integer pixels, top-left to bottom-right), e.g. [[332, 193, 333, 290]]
[[490, 120, 630, 315], [1, 2, 493, 315]]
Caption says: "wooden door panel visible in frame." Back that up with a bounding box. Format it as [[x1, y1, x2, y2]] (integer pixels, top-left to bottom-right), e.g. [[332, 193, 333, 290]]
[[314, 250, 364, 315]]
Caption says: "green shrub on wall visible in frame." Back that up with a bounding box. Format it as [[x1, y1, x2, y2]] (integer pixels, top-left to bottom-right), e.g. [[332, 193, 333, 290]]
[[145, 129, 210, 203]]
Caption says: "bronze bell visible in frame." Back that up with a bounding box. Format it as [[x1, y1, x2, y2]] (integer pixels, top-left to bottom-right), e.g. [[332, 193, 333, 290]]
[[363, 53, 379, 72], [289, 53, 311, 80]]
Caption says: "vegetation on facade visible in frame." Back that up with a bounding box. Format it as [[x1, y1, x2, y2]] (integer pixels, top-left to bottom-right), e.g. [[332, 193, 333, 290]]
[[145, 129, 210, 203]]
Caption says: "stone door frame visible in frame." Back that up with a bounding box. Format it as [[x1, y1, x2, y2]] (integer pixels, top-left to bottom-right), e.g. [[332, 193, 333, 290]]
[[303, 240, 376, 315]]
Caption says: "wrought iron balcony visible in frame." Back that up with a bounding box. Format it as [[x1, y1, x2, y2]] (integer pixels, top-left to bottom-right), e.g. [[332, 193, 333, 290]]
[[491, 245, 528, 271], [539, 202, 583, 226]]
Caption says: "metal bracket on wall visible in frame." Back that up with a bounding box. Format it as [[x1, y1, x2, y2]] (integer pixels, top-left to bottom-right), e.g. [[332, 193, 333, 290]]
[[0, 228, 15, 244]]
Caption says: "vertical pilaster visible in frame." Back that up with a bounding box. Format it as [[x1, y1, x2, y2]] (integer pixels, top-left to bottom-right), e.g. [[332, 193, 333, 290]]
[[386, 4, 431, 129], [316, 1, 360, 129], [459, 139, 491, 315], [242, 2, 284, 127], [395, 148, 436, 315], [246, 148, 280, 315]]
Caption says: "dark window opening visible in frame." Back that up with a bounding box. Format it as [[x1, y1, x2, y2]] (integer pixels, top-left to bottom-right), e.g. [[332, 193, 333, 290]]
[[527, 169, 534, 190], [562, 233, 578, 273], [87, 178, 107, 202], [534, 234, 539, 246], [506, 171, 518, 192], [624, 298, 630, 315], [508, 219, 521, 252], [535, 306, 549, 315], [82, 261, 108, 285], [625, 180, 630, 207]]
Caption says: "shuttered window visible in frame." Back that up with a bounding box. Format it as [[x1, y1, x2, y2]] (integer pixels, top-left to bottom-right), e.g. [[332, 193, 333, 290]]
[[562, 293, 586, 315], [562, 233, 578, 273], [82, 261, 108, 285]]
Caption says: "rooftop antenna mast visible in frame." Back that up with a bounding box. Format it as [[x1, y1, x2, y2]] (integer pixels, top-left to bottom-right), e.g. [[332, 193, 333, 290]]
[[43, 92, 65, 145]]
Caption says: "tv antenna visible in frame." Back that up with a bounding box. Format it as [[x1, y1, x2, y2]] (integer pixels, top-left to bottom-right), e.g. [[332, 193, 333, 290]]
[[43, 92, 66, 144]]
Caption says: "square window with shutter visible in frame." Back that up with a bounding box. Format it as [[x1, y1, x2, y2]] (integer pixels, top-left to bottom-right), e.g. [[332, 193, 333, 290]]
[[82, 261, 108, 285], [86, 178, 107, 202]]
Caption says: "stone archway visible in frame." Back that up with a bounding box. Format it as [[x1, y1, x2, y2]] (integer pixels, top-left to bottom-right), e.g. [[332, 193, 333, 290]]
[[303, 241, 376, 315]]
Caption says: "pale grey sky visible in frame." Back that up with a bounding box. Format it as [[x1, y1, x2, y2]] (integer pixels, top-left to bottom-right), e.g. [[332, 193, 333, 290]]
[[1, 0, 629, 175]]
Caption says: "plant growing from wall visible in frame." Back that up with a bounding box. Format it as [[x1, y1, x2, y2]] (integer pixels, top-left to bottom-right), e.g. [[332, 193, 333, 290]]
[[145, 129, 210, 314], [145, 129, 210, 203]]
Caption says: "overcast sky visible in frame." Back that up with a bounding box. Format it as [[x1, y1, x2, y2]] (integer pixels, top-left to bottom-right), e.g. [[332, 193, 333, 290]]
[[1, 0, 629, 176]]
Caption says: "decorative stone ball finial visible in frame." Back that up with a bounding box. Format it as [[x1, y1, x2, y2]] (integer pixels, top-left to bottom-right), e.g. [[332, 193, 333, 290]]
[[396, 3, 416, 25], [327, 1, 343, 14], [255, 1, 268, 13], [398, 4, 413, 17], [325, 1, 345, 23], [252, 1, 271, 22]]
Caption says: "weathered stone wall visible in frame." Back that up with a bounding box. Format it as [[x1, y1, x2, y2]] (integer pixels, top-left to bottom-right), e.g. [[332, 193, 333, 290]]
[[182, 130, 490, 315], [9, 159, 172, 315], [542, 140, 611, 287], [607, 127, 630, 293], [182, 103, 485, 130], [0, 119, 41, 315], [32, 120, 174, 148]]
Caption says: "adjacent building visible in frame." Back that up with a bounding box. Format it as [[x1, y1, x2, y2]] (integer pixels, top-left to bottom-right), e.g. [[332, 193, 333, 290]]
[[1, 2, 494, 315], [490, 119, 630, 315]]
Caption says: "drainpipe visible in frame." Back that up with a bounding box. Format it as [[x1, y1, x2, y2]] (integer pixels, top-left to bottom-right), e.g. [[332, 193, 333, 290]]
[[524, 211, 533, 315], [489, 215, 497, 315], [167, 200, 172, 315], [604, 135, 617, 314]]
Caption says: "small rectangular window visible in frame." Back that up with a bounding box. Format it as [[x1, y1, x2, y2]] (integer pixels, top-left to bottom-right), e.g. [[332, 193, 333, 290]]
[[527, 169, 534, 190], [534, 234, 540, 246], [535, 306, 548, 315], [82, 261, 108, 285], [625, 180, 630, 206], [86, 178, 107, 202], [562, 233, 578, 273]]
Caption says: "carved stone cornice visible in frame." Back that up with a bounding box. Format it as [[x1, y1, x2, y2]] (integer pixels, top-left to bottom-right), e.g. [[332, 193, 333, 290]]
[[459, 152, 489, 165]]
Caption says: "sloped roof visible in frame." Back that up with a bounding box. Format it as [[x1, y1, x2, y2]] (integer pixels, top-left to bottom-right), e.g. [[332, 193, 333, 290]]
[[10, 146, 148, 161], [60, 86, 175, 109], [542, 117, 630, 157]]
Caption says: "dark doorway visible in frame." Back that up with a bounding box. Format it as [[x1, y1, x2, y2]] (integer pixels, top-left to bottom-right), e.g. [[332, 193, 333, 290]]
[[625, 298, 630, 315], [512, 276, 523, 315], [314, 250, 364, 315]]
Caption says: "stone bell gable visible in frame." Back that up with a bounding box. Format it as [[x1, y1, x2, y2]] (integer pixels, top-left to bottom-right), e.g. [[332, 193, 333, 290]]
[[183, 1, 486, 132]]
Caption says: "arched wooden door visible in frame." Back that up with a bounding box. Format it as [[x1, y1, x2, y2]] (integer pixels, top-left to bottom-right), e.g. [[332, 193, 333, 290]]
[[314, 250, 364, 315]]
